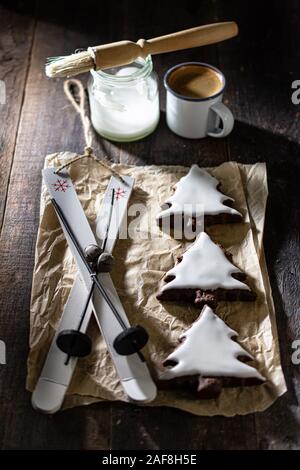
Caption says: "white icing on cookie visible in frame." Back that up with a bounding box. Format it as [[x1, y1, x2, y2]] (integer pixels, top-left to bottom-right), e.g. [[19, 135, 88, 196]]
[[157, 164, 241, 220], [161, 305, 264, 381], [161, 231, 250, 292]]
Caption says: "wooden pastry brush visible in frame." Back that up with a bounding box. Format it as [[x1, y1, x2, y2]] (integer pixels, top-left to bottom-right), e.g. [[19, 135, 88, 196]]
[[46, 22, 238, 78]]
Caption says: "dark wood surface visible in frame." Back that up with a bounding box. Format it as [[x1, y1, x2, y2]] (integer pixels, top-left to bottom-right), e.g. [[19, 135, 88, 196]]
[[0, 0, 300, 450]]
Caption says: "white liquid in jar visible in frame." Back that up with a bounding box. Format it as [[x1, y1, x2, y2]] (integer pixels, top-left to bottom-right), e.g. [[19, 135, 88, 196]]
[[89, 65, 160, 142]]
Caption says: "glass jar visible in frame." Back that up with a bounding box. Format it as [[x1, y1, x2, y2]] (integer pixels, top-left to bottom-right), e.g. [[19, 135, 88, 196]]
[[88, 55, 160, 142]]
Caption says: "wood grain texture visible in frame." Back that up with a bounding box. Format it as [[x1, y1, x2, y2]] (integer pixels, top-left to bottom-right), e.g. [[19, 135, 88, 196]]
[[0, 0, 112, 450], [215, 0, 300, 143], [0, 1, 36, 230], [0, 0, 299, 450], [228, 124, 300, 449], [111, 404, 257, 450], [213, 0, 300, 449]]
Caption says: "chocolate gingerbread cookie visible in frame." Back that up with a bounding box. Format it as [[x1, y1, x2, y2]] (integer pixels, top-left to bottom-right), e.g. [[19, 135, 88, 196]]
[[158, 305, 265, 399], [157, 232, 256, 308], [157, 165, 242, 235]]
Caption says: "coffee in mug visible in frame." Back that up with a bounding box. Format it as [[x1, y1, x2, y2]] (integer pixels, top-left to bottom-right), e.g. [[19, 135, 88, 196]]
[[167, 64, 223, 99], [164, 62, 234, 139]]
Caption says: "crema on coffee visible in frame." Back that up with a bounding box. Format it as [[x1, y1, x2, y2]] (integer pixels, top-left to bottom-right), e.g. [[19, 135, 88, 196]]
[[167, 64, 223, 99]]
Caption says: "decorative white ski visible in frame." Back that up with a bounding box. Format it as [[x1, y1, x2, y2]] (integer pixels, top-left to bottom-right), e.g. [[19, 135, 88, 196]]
[[32, 169, 157, 413]]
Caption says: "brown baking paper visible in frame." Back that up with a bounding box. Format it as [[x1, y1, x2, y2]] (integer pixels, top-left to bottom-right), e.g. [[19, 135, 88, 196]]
[[27, 153, 287, 416]]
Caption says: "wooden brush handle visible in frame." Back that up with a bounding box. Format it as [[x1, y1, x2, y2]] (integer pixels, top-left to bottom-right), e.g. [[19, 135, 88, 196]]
[[140, 22, 238, 55], [92, 22, 238, 70]]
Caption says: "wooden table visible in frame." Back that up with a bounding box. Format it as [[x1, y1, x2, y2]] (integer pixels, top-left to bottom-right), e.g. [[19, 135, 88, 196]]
[[0, 0, 300, 450]]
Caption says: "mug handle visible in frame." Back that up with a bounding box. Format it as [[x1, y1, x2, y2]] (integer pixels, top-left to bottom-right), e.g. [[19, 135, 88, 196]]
[[207, 102, 234, 138]]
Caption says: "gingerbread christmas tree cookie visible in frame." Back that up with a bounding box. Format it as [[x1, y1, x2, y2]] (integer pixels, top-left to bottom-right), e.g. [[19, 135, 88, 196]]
[[157, 164, 242, 234], [159, 305, 264, 398], [157, 232, 256, 308]]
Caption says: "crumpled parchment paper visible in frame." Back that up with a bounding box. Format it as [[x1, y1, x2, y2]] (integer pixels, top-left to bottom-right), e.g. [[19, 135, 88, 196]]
[[27, 152, 287, 416]]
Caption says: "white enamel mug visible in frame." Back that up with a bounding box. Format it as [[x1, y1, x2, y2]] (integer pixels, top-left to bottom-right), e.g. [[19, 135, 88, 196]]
[[164, 62, 234, 139]]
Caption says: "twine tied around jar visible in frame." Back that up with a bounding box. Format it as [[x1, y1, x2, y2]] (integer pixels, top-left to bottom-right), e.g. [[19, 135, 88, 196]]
[[54, 79, 127, 184]]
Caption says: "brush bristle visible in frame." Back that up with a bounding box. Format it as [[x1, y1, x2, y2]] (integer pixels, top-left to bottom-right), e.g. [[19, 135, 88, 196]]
[[45, 50, 95, 78]]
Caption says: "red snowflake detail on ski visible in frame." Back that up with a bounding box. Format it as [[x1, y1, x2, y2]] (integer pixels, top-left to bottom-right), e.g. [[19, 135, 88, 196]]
[[52, 179, 70, 192], [114, 187, 126, 201]]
